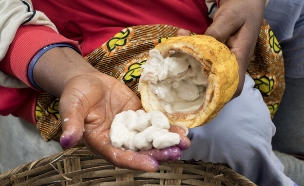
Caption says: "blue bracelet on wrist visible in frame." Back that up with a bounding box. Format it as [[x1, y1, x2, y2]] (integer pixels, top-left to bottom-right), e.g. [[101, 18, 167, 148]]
[[27, 43, 80, 90]]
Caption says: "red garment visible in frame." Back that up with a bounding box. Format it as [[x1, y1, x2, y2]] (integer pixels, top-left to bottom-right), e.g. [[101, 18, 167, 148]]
[[0, 1, 212, 124], [0, 26, 79, 123], [32, 0, 212, 56], [0, 87, 38, 123]]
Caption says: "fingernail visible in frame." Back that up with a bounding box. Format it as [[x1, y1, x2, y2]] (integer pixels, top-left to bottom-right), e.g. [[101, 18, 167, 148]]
[[60, 134, 73, 148], [167, 147, 182, 160], [146, 157, 159, 171], [177, 140, 189, 150]]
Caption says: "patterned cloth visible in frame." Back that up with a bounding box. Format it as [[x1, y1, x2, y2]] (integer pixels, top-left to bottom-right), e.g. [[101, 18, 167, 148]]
[[34, 20, 284, 142], [248, 20, 285, 118], [264, 0, 304, 78]]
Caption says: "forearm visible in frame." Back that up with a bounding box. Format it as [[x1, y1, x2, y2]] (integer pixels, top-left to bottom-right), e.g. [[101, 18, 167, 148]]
[[0, 25, 81, 121], [33, 47, 100, 97], [0, 25, 80, 87]]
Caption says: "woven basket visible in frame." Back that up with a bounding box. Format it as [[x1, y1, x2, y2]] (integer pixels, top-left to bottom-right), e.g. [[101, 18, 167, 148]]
[[0, 147, 256, 186]]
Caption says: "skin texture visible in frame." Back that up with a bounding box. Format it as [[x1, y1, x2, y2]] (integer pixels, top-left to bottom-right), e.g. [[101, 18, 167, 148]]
[[207, 0, 266, 98], [179, 0, 266, 98], [34, 47, 190, 172], [33, 0, 265, 171]]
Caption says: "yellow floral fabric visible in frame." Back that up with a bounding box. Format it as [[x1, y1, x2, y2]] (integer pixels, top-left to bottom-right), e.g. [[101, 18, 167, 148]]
[[35, 21, 284, 142], [247, 20, 284, 118]]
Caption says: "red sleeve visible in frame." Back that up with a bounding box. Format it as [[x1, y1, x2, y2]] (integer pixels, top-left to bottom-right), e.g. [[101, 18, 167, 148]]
[[0, 25, 80, 87], [0, 25, 80, 125]]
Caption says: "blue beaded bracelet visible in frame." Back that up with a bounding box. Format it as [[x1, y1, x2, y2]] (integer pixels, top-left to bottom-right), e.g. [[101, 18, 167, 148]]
[[27, 43, 80, 90]]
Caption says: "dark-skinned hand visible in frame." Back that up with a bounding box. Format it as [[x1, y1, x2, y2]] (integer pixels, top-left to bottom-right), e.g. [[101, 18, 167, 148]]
[[178, 0, 265, 98], [34, 47, 190, 172]]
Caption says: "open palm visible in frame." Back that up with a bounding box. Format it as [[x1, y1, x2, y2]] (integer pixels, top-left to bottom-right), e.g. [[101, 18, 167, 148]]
[[58, 72, 189, 171]]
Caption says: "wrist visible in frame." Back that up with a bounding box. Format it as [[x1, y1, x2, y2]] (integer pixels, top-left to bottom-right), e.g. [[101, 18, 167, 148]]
[[28, 43, 80, 91], [33, 47, 99, 97]]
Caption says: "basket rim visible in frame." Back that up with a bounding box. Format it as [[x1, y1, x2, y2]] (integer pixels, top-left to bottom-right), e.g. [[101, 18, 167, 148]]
[[0, 147, 256, 186]]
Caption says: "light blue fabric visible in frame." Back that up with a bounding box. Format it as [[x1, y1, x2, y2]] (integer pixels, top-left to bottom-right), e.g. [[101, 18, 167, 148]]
[[264, 0, 304, 78], [271, 77, 304, 155], [181, 75, 296, 186], [264, 2, 304, 185]]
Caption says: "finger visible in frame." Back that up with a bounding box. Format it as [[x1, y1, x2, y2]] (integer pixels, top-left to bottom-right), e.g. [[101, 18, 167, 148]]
[[60, 118, 85, 148], [85, 129, 159, 172], [176, 28, 191, 36], [205, 8, 244, 43], [139, 146, 182, 161], [58, 74, 108, 148], [169, 125, 191, 150], [225, 25, 256, 98], [225, 23, 256, 67], [59, 92, 88, 148]]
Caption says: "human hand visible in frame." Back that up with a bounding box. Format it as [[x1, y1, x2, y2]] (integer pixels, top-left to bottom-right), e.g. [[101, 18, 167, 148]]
[[205, 0, 266, 97], [34, 47, 190, 172], [59, 73, 190, 171], [178, 0, 265, 98]]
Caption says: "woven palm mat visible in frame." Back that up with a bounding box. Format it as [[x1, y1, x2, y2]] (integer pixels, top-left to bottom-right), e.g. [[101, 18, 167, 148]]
[[35, 20, 283, 143], [0, 147, 256, 185]]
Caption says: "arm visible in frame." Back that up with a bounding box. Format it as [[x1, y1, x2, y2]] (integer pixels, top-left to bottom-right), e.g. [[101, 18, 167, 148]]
[[32, 46, 190, 171], [0, 0, 57, 88], [0, 0, 80, 123], [0, 24, 80, 123], [0, 10, 190, 172]]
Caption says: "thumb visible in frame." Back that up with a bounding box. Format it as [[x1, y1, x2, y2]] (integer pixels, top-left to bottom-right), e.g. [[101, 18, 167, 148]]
[[58, 93, 87, 148], [59, 116, 85, 148]]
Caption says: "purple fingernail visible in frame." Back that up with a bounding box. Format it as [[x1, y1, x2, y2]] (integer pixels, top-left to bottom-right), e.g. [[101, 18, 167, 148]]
[[60, 134, 73, 148], [146, 157, 159, 170], [177, 140, 189, 150], [167, 147, 182, 160]]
